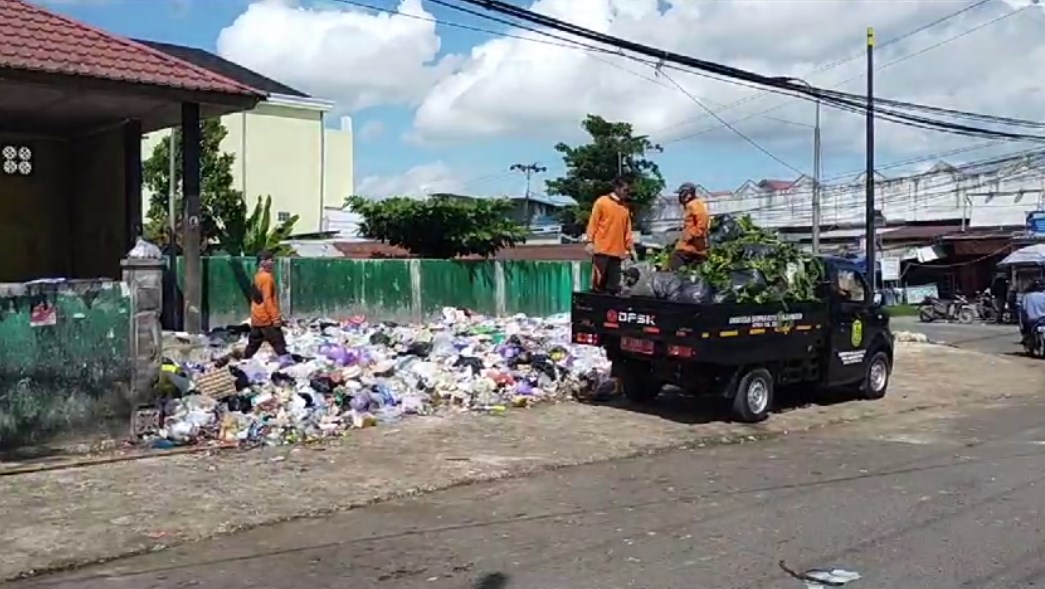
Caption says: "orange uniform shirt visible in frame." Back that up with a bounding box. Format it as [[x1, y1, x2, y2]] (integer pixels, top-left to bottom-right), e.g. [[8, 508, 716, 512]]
[[675, 198, 710, 255], [250, 271, 281, 327], [586, 194, 633, 258]]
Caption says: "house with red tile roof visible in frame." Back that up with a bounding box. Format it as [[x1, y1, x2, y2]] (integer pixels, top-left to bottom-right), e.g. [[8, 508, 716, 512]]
[[0, 0, 263, 331]]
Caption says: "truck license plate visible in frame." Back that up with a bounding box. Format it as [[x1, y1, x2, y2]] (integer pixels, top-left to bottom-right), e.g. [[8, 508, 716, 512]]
[[621, 337, 654, 354]]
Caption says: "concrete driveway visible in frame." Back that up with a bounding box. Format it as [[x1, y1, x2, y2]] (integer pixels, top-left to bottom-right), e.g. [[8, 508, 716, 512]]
[[892, 316, 1024, 356]]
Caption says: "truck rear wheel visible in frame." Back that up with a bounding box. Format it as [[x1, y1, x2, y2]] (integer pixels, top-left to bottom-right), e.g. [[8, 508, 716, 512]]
[[731, 367, 774, 423], [860, 351, 891, 400], [617, 361, 660, 404]]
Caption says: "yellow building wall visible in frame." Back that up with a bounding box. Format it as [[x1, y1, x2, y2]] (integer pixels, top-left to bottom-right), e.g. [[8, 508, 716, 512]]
[[141, 102, 354, 235]]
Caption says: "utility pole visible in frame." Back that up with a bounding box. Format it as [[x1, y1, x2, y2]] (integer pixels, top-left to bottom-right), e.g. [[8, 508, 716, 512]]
[[812, 97, 822, 254], [865, 26, 877, 301], [509, 163, 546, 226], [167, 131, 180, 329]]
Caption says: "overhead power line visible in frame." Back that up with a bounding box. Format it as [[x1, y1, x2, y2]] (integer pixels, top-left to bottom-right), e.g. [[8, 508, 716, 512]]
[[440, 0, 1045, 142]]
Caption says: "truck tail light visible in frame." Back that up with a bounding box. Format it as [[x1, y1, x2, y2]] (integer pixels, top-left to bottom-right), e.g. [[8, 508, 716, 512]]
[[667, 344, 695, 358], [574, 332, 599, 345]]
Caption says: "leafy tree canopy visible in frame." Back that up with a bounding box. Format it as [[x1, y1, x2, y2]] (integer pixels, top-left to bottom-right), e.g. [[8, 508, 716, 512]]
[[546, 114, 665, 231], [346, 195, 527, 258], [142, 119, 246, 252]]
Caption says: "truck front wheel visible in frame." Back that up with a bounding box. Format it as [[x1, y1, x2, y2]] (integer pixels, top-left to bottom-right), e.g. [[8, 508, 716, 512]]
[[731, 367, 774, 423], [860, 351, 891, 400], [617, 361, 660, 404]]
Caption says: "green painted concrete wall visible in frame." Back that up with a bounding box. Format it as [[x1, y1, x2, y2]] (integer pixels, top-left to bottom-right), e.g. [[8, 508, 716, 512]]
[[0, 281, 131, 448], [169, 257, 589, 328]]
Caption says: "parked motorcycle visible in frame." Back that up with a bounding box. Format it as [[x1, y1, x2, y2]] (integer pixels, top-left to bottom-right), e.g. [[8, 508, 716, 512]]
[[975, 289, 997, 323], [918, 294, 976, 324]]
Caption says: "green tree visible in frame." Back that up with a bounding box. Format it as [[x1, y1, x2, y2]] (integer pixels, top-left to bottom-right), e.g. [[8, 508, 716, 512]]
[[346, 195, 527, 258], [215, 195, 298, 257], [142, 119, 245, 251], [546, 114, 665, 232]]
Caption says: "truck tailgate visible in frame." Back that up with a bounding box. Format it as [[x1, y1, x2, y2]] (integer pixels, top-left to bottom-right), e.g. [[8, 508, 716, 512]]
[[571, 292, 829, 364]]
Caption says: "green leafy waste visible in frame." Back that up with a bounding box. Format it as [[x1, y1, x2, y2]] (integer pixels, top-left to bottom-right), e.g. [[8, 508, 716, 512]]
[[651, 214, 823, 304]]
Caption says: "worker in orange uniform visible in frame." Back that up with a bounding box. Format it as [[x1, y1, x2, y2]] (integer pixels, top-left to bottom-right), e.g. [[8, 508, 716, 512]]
[[243, 250, 289, 359], [584, 176, 635, 294], [668, 182, 710, 271]]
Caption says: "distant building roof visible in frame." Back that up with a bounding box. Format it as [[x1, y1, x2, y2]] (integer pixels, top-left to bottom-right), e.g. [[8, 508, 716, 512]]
[[758, 179, 794, 191], [134, 39, 308, 98]]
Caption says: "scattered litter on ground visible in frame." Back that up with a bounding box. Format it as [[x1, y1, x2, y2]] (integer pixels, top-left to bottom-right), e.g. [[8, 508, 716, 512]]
[[894, 331, 930, 343], [780, 561, 861, 588], [138, 308, 610, 449]]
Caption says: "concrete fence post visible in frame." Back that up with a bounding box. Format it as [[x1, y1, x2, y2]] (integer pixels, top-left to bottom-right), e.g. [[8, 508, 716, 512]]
[[408, 259, 422, 322], [277, 257, 293, 319], [121, 258, 164, 403], [494, 260, 507, 316], [571, 261, 582, 292]]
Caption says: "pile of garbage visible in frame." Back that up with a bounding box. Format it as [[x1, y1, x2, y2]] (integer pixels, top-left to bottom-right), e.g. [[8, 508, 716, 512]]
[[633, 214, 823, 305], [143, 308, 610, 448]]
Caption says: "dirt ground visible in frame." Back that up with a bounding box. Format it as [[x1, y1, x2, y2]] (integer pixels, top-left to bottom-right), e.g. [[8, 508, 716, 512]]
[[1, 342, 1041, 581]]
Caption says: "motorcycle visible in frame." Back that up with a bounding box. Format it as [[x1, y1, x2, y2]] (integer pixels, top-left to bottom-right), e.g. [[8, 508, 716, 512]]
[[1022, 319, 1045, 358], [975, 289, 997, 323], [918, 294, 976, 324]]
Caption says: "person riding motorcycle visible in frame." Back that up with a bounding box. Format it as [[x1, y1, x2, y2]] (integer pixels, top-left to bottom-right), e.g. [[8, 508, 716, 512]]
[[1019, 279, 1045, 347]]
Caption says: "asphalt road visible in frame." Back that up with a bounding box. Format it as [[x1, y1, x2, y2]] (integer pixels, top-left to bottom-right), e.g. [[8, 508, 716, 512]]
[[16, 394, 1045, 589], [892, 316, 1023, 356]]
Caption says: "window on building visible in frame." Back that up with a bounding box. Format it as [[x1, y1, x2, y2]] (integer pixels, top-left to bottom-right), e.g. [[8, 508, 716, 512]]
[[1, 144, 33, 176], [836, 269, 867, 302], [277, 212, 290, 223]]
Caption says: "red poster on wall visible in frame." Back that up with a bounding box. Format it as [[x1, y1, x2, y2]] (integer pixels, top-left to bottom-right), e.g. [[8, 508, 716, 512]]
[[30, 302, 57, 327]]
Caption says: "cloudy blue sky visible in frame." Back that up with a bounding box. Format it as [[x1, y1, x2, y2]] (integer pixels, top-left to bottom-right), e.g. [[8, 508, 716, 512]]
[[38, 0, 1045, 199]]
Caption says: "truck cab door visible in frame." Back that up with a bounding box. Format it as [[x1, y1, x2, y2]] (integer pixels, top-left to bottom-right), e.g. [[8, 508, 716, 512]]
[[827, 268, 873, 386]]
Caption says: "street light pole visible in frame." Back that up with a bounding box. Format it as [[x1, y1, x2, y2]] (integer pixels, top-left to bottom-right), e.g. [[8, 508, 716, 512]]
[[510, 163, 547, 226]]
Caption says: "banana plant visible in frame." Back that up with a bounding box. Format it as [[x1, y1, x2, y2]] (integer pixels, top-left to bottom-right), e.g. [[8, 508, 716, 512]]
[[216, 195, 298, 256]]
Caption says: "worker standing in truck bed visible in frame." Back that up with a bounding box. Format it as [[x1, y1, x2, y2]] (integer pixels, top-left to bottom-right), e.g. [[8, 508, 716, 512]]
[[585, 175, 635, 294], [668, 182, 710, 271]]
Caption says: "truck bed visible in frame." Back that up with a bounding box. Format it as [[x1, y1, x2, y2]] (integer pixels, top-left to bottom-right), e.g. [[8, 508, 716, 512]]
[[571, 291, 829, 365]]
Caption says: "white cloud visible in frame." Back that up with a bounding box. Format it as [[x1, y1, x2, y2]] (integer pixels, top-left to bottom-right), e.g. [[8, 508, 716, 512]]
[[215, 0, 1045, 164], [357, 120, 385, 141], [356, 161, 467, 199], [408, 0, 1045, 158], [216, 0, 460, 110]]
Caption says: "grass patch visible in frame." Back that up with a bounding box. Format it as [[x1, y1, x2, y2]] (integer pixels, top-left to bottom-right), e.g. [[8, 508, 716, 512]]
[[885, 304, 919, 317]]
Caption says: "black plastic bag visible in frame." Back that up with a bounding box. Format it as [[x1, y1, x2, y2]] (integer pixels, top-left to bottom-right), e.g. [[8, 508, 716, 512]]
[[651, 271, 683, 300], [712, 268, 768, 303], [710, 214, 744, 244], [676, 277, 712, 304], [405, 341, 432, 358], [309, 376, 335, 394], [624, 262, 655, 297]]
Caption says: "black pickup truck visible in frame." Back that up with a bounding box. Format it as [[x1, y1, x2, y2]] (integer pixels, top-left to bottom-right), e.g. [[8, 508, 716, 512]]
[[571, 256, 894, 422]]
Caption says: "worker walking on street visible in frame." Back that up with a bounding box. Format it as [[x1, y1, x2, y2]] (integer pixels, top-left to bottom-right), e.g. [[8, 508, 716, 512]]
[[668, 182, 710, 271], [585, 176, 635, 294], [243, 250, 289, 359]]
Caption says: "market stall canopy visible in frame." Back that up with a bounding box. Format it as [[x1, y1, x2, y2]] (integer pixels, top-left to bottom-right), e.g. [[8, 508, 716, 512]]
[[998, 243, 1045, 267]]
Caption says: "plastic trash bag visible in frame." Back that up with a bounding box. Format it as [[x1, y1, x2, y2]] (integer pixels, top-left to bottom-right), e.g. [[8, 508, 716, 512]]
[[712, 269, 768, 303], [709, 214, 744, 244], [651, 272, 683, 300], [127, 237, 163, 260], [623, 262, 656, 298], [675, 277, 712, 304]]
